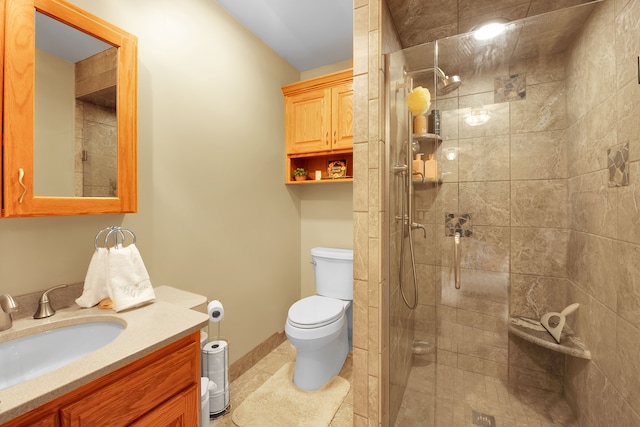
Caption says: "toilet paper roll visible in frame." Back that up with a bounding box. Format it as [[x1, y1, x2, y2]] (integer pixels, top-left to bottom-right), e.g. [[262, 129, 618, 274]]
[[202, 340, 228, 389], [202, 339, 229, 414], [207, 300, 224, 322]]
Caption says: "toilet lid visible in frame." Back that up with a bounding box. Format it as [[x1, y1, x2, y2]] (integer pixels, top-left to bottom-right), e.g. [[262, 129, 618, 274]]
[[288, 296, 345, 329]]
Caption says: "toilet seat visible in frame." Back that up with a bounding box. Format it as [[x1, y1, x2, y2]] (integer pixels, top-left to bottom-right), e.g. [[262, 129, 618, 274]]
[[287, 296, 344, 329]]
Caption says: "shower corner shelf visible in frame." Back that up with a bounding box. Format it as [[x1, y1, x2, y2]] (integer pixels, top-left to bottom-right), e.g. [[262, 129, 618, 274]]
[[508, 316, 591, 360], [412, 132, 442, 142]]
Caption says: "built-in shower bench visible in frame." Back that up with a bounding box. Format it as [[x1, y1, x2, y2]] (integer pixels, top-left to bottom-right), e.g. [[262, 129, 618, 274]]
[[508, 316, 591, 360]]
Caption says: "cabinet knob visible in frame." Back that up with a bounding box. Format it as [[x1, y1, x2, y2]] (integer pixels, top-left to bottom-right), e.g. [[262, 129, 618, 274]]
[[18, 168, 27, 204], [326, 132, 329, 145]]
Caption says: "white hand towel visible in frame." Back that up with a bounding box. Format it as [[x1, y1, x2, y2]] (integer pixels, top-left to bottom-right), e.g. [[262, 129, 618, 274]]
[[106, 244, 155, 312], [76, 247, 109, 308]]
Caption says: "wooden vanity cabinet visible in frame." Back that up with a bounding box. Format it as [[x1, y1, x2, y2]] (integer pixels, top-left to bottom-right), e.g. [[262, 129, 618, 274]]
[[282, 69, 353, 184], [3, 332, 200, 427]]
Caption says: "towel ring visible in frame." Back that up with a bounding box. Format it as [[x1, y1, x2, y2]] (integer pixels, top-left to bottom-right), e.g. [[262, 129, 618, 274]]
[[94, 226, 137, 250]]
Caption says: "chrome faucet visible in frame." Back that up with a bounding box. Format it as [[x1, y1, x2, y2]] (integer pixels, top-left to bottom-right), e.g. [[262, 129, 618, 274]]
[[33, 284, 68, 319], [0, 294, 18, 331]]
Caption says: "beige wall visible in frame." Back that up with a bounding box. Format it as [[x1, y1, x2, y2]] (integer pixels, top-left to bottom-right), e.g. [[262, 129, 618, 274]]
[[0, 0, 354, 365], [299, 183, 354, 298], [35, 49, 76, 196], [300, 59, 353, 81]]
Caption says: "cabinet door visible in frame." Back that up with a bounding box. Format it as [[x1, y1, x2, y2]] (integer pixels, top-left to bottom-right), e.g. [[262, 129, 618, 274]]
[[129, 385, 198, 427], [285, 88, 331, 154], [331, 82, 353, 151], [2, 0, 138, 217], [60, 342, 198, 426]]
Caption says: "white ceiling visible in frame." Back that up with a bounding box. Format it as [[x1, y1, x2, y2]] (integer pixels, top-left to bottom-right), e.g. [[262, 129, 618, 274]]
[[215, 0, 353, 72]]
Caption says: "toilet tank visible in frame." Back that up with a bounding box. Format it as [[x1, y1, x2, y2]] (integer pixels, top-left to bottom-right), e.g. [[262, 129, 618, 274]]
[[312, 247, 353, 300]]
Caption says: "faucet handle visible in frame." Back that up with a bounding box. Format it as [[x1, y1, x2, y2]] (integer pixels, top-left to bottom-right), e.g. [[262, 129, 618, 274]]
[[33, 284, 68, 319]]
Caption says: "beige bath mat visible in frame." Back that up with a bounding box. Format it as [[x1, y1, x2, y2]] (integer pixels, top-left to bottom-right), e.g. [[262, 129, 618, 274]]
[[232, 362, 350, 427]]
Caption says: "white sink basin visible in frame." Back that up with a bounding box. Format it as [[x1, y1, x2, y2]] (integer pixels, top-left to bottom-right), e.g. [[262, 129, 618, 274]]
[[0, 321, 124, 391]]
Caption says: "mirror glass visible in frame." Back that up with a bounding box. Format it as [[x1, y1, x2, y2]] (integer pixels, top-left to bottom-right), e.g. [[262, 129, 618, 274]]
[[34, 11, 118, 197]]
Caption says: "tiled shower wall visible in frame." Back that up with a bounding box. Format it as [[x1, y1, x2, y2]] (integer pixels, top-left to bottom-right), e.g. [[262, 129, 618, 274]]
[[418, 45, 570, 391], [564, 0, 640, 425], [352, 0, 388, 425], [356, 0, 640, 425]]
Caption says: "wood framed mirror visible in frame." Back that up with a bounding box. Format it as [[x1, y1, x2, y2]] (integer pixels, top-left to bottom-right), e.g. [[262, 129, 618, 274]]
[[1, 0, 137, 217]]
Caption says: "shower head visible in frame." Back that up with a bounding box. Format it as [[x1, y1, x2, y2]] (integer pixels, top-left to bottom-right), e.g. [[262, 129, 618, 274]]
[[437, 74, 462, 95], [403, 66, 461, 95]]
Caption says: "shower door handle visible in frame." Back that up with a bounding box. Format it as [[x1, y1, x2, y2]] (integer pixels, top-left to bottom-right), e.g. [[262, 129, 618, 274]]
[[454, 233, 461, 289]]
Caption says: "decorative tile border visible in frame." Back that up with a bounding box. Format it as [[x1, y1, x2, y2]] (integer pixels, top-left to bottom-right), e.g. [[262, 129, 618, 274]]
[[445, 213, 473, 237], [495, 74, 526, 103], [607, 142, 629, 187]]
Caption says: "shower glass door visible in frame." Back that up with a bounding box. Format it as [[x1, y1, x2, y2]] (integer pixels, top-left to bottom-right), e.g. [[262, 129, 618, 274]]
[[387, 3, 601, 426], [387, 40, 440, 426]]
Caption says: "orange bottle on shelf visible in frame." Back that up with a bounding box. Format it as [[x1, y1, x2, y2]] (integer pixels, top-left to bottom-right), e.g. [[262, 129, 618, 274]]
[[425, 154, 438, 180]]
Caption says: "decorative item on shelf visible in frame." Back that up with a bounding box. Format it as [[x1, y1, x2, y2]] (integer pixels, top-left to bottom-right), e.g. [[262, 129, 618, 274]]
[[293, 168, 308, 181], [327, 160, 347, 179], [406, 86, 431, 116]]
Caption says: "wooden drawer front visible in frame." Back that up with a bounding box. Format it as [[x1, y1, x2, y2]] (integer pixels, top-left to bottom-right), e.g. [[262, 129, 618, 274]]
[[1, 407, 58, 427], [60, 342, 197, 427], [129, 384, 198, 427]]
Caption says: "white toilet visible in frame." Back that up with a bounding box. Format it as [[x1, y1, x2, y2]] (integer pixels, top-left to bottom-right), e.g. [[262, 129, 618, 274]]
[[285, 247, 353, 391]]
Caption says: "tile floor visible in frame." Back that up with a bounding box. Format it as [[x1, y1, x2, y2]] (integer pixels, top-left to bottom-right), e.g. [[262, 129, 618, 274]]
[[209, 342, 577, 427], [395, 359, 578, 427], [210, 341, 353, 427]]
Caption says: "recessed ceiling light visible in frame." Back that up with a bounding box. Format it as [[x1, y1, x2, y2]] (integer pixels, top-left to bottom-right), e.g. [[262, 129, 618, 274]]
[[473, 18, 509, 41]]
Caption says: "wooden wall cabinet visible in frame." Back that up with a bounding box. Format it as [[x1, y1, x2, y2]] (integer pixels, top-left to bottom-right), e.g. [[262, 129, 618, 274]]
[[3, 332, 200, 427], [1, 0, 138, 217], [282, 69, 353, 184]]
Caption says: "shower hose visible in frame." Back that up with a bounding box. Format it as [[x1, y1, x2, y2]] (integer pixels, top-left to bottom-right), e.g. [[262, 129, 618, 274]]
[[398, 161, 418, 310]]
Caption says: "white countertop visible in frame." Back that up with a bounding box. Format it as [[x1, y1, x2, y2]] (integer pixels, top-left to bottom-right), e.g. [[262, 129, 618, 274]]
[[0, 286, 209, 424]]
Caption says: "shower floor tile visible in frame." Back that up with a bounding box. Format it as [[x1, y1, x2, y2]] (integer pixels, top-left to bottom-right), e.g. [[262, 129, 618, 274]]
[[395, 363, 578, 427]]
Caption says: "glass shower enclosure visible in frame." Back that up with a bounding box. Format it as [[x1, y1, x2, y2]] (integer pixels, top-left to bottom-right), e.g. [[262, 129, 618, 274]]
[[386, 2, 602, 425]]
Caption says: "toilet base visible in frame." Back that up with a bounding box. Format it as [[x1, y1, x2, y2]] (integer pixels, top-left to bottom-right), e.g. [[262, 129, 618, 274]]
[[290, 323, 349, 391]]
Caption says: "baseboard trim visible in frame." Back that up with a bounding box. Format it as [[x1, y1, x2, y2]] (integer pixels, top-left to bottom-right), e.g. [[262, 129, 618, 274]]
[[228, 332, 287, 382]]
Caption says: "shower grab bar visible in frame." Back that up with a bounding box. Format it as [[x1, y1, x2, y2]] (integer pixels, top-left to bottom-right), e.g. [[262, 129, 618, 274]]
[[454, 232, 461, 289]]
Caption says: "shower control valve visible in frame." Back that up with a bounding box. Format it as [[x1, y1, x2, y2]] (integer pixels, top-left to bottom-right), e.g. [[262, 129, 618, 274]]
[[393, 164, 408, 175], [411, 222, 427, 238]]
